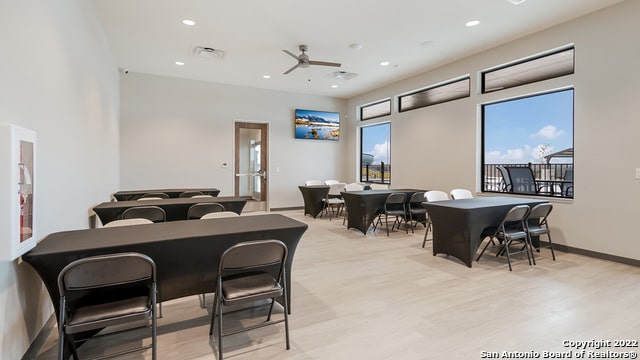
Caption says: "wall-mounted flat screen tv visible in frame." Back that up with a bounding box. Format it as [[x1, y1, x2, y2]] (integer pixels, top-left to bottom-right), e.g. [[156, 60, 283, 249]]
[[294, 109, 340, 141]]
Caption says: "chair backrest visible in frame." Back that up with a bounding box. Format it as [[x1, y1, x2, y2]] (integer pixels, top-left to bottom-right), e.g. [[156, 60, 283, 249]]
[[505, 167, 537, 194], [344, 183, 365, 191], [323, 180, 339, 185], [425, 190, 449, 202], [305, 180, 322, 186], [562, 168, 574, 196], [139, 192, 169, 200], [527, 202, 553, 225], [370, 183, 389, 190], [58, 252, 155, 295], [450, 188, 473, 200], [501, 205, 530, 229], [496, 166, 512, 192], [188, 202, 225, 219], [328, 182, 346, 196], [409, 192, 426, 210], [384, 192, 406, 211], [122, 206, 166, 222], [179, 191, 204, 198], [219, 240, 287, 276], [201, 211, 240, 219], [104, 218, 153, 227]]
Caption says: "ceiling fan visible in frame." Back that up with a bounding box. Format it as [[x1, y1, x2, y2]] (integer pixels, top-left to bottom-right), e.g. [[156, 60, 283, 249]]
[[282, 44, 341, 75]]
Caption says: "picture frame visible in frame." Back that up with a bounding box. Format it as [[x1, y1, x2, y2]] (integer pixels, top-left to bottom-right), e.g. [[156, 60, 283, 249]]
[[294, 109, 340, 141], [0, 124, 36, 260]]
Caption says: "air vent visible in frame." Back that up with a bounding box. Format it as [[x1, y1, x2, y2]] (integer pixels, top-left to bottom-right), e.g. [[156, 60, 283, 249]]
[[328, 71, 359, 80], [192, 46, 225, 60]]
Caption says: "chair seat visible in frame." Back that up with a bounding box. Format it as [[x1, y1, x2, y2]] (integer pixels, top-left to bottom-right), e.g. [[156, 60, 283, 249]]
[[385, 209, 406, 216], [222, 272, 282, 305], [502, 229, 528, 240], [527, 226, 549, 236], [410, 208, 427, 215], [67, 295, 151, 334]]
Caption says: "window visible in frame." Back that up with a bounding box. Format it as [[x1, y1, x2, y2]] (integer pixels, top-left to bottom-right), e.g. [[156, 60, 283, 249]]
[[361, 99, 391, 121], [481, 47, 574, 93], [482, 88, 574, 198], [360, 122, 391, 184], [399, 76, 470, 112]]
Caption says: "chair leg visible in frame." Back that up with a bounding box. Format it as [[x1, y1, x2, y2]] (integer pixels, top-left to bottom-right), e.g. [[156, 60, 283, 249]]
[[200, 293, 206, 308], [217, 293, 224, 360], [503, 240, 513, 271], [422, 220, 432, 248], [385, 214, 390, 236], [266, 298, 276, 321], [476, 237, 493, 262], [546, 233, 556, 260]]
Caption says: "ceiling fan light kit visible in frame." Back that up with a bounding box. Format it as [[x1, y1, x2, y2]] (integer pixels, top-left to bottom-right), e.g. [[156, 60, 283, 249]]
[[282, 44, 341, 74]]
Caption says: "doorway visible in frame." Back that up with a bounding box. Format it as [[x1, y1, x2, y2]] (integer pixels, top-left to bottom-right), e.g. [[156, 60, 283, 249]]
[[235, 122, 268, 212]]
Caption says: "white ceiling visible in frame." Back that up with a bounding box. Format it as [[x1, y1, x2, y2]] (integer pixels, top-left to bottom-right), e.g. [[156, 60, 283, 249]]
[[93, 0, 623, 99]]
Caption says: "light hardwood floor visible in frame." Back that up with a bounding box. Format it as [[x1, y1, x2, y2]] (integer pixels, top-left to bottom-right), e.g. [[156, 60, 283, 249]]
[[37, 209, 640, 359]]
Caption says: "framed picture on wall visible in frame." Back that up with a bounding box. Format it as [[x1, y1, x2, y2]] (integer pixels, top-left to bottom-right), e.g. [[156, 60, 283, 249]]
[[0, 124, 36, 261], [294, 109, 340, 141]]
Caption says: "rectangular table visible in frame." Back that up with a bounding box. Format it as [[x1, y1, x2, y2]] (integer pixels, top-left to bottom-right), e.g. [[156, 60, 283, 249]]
[[298, 185, 330, 218], [112, 188, 221, 201], [22, 214, 307, 313], [93, 196, 248, 225], [423, 196, 548, 267], [341, 189, 425, 235]]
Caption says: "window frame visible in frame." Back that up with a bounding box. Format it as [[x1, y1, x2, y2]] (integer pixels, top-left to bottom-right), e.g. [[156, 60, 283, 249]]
[[398, 76, 470, 113], [481, 45, 575, 94]]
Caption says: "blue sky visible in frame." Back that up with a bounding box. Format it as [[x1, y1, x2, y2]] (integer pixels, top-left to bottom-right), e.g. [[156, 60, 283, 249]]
[[484, 89, 573, 164], [362, 123, 390, 164]]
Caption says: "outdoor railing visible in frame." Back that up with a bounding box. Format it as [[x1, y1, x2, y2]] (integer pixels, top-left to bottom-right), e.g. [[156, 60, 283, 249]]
[[484, 163, 573, 198], [361, 162, 391, 184]]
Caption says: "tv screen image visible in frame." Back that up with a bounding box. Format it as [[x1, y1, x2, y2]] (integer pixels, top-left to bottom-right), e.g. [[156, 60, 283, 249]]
[[295, 109, 340, 141]]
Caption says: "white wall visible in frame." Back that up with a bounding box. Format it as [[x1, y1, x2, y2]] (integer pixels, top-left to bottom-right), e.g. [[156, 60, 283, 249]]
[[346, 0, 640, 260], [119, 73, 348, 208], [0, 1, 119, 358]]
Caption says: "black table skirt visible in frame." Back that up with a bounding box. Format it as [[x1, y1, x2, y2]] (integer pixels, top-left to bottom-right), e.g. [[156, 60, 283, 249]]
[[423, 196, 548, 267], [298, 185, 330, 218], [93, 196, 248, 225], [112, 188, 221, 201], [23, 214, 307, 314], [341, 189, 426, 234]]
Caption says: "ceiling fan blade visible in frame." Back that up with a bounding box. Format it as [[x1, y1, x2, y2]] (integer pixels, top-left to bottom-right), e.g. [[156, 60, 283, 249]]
[[308, 60, 341, 68], [282, 50, 299, 60], [283, 64, 300, 75]]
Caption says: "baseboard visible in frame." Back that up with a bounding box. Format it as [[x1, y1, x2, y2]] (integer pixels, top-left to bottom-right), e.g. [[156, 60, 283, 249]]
[[546, 242, 640, 267], [22, 314, 56, 360]]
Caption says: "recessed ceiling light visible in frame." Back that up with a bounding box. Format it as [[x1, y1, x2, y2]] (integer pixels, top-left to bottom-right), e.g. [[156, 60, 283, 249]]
[[175, 61, 185, 66], [506, 0, 526, 4], [331, 84, 338, 88], [263, 75, 271, 79], [466, 20, 480, 27], [182, 19, 196, 26], [380, 61, 390, 66]]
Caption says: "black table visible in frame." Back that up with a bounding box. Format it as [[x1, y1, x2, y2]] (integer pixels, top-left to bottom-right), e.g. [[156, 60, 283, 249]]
[[112, 188, 221, 201], [22, 214, 307, 315], [423, 196, 548, 267], [93, 196, 247, 225], [341, 189, 426, 235], [298, 185, 330, 218]]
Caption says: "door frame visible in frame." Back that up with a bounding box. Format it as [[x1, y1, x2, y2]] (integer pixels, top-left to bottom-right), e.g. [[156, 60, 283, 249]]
[[234, 121, 269, 208]]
